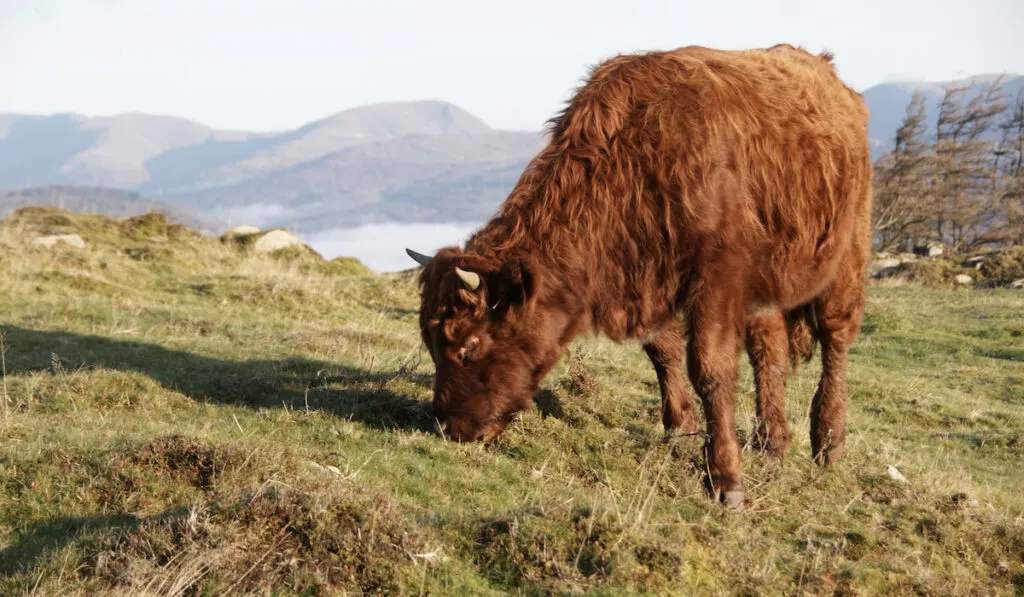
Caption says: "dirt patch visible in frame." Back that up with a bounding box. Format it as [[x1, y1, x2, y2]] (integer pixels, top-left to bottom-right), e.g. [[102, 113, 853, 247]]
[[566, 352, 601, 396], [132, 435, 240, 491]]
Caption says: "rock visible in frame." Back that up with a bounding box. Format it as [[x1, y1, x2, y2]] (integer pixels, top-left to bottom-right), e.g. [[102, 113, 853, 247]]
[[954, 274, 973, 285], [913, 241, 945, 258], [873, 258, 902, 270], [887, 465, 908, 484], [1010, 278, 1024, 289], [252, 229, 300, 253], [230, 224, 261, 235], [32, 234, 86, 249], [870, 258, 904, 279]]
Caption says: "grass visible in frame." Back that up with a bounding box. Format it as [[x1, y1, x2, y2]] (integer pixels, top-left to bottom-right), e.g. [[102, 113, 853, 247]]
[[0, 206, 1022, 596]]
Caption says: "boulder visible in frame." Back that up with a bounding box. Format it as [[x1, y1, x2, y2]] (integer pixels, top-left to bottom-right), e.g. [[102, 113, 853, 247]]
[[873, 258, 902, 270], [913, 241, 945, 258], [252, 229, 300, 253], [32, 234, 86, 249], [230, 225, 261, 235], [954, 274, 973, 285], [1010, 278, 1024, 289], [870, 258, 904, 278]]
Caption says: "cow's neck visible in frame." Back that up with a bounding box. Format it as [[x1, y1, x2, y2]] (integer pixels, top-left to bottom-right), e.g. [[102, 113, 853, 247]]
[[465, 158, 666, 342]]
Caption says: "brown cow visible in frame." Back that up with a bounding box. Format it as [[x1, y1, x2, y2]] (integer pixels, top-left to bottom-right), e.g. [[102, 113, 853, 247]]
[[405, 43, 873, 508]]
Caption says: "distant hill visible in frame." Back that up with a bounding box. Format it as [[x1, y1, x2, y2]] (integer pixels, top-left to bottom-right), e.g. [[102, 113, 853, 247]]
[[144, 100, 499, 193], [169, 132, 543, 229], [0, 113, 263, 190], [1, 75, 1019, 232], [0, 186, 224, 234], [0, 100, 542, 233]]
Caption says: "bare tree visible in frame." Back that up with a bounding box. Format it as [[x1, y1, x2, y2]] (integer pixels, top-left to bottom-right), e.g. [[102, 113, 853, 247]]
[[930, 77, 1007, 252], [872, 90, 933, 251], [994, 88, 1024, 245]]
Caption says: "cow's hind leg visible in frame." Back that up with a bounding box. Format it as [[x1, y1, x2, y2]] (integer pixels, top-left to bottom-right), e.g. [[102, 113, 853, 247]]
[[745, 312, 792, 463], [810, 261, 866, 466], [686, 295, 744, 508], [643, 318, 700, 440]]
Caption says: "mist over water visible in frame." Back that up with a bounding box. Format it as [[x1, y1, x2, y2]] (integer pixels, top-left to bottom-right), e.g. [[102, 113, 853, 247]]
[[303, 221, 484, 273]]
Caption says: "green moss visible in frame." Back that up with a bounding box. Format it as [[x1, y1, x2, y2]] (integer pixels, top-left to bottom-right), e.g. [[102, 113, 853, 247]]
[[323, 255, 374, 276], [116, 212, 193, 241]]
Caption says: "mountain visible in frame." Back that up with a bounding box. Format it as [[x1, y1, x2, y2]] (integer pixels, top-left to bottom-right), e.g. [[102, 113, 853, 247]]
[[0, 186, 224, 234], [862, 74, 1024, 158], [142, 100, 498, 193], [0, 113, 262, 190], [1, 75, 1019, 233], [0, 100, 543, 233], [167, 131, 542, 228]]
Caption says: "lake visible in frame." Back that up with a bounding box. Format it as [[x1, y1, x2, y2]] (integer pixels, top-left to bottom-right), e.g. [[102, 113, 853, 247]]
[[302, 221, 485, 273]]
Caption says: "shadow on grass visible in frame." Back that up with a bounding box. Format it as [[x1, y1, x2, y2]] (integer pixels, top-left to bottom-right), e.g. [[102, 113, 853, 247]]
[[533, 390, 566, 420], [0, 507, 188, 577], [1, 325, 435, 433]]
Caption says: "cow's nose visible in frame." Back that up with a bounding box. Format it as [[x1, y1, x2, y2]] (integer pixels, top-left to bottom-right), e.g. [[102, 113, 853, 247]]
[[434, 418, 449, 437]]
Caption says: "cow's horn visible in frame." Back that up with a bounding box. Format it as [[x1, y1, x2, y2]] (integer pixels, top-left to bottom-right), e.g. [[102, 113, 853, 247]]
[[454, 267, 481, 290], [405, 248, 432, 266]]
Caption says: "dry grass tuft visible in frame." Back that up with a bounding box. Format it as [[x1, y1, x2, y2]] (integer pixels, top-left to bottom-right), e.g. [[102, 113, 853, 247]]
[[88, 484, 424, 595]]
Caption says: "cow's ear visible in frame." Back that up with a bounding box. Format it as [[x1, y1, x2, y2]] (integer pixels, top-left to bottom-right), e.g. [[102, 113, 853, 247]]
[[487, 257, 538, 315]]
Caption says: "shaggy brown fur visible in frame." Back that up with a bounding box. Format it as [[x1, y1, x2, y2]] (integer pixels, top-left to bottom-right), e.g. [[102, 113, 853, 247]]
[[408, 43, 872, 508]]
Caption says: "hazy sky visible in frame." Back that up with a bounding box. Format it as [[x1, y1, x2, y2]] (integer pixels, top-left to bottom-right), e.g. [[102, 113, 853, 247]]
[[3, 0, 1023, 132]]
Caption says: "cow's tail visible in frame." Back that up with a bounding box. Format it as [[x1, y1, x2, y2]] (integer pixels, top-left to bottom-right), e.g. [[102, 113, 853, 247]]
[[784, 303, 819, 373]]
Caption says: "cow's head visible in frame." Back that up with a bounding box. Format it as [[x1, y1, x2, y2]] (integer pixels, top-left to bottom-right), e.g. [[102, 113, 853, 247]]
[[406, 247, 573, 442]]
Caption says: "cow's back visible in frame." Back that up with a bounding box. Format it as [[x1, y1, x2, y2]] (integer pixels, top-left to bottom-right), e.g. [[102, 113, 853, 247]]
[[642, 45, 872, 306], [465, 44, 872, 338]]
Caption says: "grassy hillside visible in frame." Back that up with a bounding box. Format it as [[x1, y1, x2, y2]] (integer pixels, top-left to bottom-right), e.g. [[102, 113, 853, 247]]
[[0, 208, 1022, 596]]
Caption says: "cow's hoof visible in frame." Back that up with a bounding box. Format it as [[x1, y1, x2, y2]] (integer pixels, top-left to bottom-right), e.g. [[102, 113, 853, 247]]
[[722, 489, 745, 510]]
